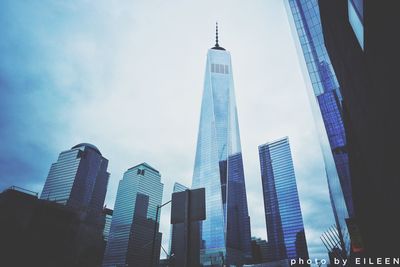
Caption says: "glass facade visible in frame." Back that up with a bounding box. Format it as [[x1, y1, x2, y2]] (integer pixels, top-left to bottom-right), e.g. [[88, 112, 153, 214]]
[[192, 41, 252, 265], [348, 0, 364, 49], [40, 143, 110, 224], [258, 138, 309, 262], [102, 163, 164, 267], [103, 208, 113, 242], [285, 0, 353, 254]]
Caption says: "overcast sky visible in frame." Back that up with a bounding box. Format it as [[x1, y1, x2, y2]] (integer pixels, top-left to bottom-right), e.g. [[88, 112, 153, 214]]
[[0, 0, 336, 264]]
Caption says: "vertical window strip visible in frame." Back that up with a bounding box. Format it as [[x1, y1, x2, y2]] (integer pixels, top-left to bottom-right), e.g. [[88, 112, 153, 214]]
[[211, 63, 229, 74]]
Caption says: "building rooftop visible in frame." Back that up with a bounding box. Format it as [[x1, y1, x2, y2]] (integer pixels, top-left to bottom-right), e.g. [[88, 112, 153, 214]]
[[71, 143, 102, 155], [128, 162, 160, 174]]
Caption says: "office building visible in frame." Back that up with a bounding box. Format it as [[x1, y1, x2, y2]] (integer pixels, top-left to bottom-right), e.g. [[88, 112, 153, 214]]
[[102, 163, 163, 267], [191, 24, 252, 265], [0, 186, 105, 267], [251, 237, 272, 264], [285, 0, 353, 254], [40, 143, 110, 224], [258, 137, 309, 264], [126, 193, 162, 267], [102, 208, 113, 242], [318, 0, 400, 257]]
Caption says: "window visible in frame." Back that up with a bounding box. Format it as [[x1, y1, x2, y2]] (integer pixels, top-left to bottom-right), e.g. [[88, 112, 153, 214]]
[[348, 0, 364, 50], [211, 63, 229, 74]]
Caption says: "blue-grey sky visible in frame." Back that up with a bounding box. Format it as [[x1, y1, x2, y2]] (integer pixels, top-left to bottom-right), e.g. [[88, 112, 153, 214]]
[[0, 0, 335, 264]]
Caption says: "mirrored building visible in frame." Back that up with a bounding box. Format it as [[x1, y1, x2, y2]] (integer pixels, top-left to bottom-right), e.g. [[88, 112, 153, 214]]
[[102, 163, 164, 267], [258, 137, 309, 264], [40, 143, 110, 224], [191, 24, 252, 266], [285, 0, 353, 254], [319, 0, 399, 257]]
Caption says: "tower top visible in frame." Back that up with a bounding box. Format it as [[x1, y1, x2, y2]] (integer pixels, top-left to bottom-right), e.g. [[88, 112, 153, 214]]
[[212, 22, 226, 50], [72, 143, 102, 155]]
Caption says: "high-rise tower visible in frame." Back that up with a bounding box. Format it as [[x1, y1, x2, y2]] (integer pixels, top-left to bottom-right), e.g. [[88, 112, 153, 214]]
[[285, 0, 352, 254], [318, 0, 400, 258], [40, 143, 110, 224], [191, 24, 252, 266], [102, 163, 164, 267], [258, 137, 309, 264]]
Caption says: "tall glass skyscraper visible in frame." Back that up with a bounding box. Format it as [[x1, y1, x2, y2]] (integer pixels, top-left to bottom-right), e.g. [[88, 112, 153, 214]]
[[40, 143, 110, 223], [285, 0, 352, 254], [102, 163, 164, 267], [318, 0, 400, 257], [191, 24, 252, 266], [258, 137, 309, 263]]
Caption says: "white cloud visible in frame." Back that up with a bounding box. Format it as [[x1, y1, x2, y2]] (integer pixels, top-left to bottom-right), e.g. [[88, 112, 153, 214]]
[[1, 0, 336, 263]]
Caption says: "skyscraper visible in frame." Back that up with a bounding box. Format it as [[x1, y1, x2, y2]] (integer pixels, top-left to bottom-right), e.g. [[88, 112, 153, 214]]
[[251, 237, 272, 264], [285, 0, 352, 254], [40, 143, 110, 224], [318, 0, 400, 257], [126, 193, 162, 267], [258, 137, 309, 264], [102, 163, 164, 267], [191, 24, 252, 266]]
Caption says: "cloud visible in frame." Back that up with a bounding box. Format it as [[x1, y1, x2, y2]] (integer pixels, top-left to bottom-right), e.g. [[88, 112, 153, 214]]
[[0, 0, 336, 263]]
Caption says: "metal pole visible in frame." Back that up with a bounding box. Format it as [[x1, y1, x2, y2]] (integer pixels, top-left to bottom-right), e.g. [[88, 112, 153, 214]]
[[183, 189, 190, 267], [151, 200, 171, 267], [151, 205, 160, 267]]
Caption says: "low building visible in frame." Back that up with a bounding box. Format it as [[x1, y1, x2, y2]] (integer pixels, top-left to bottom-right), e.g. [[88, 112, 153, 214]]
[[0, 186, 105, 267]]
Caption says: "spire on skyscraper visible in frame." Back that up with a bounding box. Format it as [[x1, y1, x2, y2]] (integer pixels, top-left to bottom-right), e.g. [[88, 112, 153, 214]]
[[193, 25, 251, 265], [216, 22, 219, 47], [212, 22, 225, 50]]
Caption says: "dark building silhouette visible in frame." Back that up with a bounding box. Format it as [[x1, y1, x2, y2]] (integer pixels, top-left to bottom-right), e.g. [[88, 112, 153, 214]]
[[0, 187, 105, 267], [318, 0, 400, 257], [159, 259, 170, 267], [126, 193, 161, 267], [251, 237, 272, 264], [294, 230, 309, 261]]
